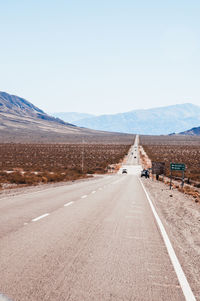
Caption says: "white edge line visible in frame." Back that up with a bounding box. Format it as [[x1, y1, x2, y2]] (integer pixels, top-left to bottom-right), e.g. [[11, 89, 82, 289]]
[[64, 201, 74, 207], [81, 195, 87, 199], [138, 178, 196, 301], [32, 213, 49, 222]]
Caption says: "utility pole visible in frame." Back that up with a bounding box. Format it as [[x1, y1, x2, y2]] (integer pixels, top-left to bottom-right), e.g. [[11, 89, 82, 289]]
[[81, 138, 84, 173]]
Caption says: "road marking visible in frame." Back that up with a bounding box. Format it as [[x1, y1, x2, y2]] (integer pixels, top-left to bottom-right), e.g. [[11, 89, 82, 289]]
[[92, 191, 96, 194], [64, 201, 74, 207], [32, 213, 49, 222], [81, 195, 87, 199], [139, 178, 196, 301]]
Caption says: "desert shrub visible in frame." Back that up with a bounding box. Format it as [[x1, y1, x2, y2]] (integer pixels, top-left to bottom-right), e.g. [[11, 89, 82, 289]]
[[0, 143, 130, 186], [140, 136, 200, 182]]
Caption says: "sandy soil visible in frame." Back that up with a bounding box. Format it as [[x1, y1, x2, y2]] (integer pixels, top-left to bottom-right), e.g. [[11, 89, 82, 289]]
[[141, 177, 200, 300]]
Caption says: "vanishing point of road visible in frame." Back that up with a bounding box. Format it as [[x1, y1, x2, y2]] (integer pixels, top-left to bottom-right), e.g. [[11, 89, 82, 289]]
[[0, 136, 197, 301]]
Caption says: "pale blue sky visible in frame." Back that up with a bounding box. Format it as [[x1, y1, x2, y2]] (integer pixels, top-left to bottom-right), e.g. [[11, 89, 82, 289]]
[[0, 0, 200, 114]]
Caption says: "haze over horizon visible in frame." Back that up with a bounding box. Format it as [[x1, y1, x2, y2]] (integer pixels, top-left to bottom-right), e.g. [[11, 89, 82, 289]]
[[1, 0, 200, 115], [50, 102, 200, 116]]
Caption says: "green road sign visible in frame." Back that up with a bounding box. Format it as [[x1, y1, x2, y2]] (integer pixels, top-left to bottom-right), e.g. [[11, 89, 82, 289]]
[[170, 163, 185, 171]]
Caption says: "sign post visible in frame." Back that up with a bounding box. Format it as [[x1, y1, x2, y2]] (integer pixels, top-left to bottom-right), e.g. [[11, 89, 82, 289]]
[[170, 169, 172, 190], [170, 163, 186, 190], [182, 170, 185, 188], [81, 138, 85, 173], [152, 162, 165, 181]]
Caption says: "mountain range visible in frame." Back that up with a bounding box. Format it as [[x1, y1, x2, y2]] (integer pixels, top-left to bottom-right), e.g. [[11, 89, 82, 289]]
[[53, 103, 200, 135], [0, 91, 133, 143], [1, 91, 200, 140]]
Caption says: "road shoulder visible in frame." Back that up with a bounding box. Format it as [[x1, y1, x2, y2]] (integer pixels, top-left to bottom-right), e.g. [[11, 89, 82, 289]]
[[140, 177, 200, 300]]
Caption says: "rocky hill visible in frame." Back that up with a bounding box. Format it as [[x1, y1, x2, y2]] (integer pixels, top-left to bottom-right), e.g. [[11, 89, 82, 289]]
[[179, 126, 200, 136], [0, 91, 71, 126], [0, 92, 133, 144]]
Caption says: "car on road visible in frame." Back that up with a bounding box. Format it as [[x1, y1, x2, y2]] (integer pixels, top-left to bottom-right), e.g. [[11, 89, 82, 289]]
[[122, 168, 128, 174], [141, 169, 149, 178]]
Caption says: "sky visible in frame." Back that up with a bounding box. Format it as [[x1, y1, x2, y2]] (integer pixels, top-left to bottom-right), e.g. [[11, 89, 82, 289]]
[[0, 0, 200, 115]]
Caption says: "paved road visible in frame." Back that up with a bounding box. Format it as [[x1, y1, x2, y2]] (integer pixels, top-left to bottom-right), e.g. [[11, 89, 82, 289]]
[[0, 137, 196, 301]]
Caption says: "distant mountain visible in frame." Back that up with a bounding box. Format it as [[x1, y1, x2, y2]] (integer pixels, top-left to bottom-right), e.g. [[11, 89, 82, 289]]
[[0, 91, 133, 143], [179, 126, 200, 136], [73, 103, 200, 135], [52, 112, 95, 123]]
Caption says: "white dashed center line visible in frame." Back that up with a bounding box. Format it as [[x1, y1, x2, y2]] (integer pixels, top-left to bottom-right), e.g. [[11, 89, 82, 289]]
[[64, 201, 74, 207], [32, 213, 49, 222], [81, 195, 87, 199]]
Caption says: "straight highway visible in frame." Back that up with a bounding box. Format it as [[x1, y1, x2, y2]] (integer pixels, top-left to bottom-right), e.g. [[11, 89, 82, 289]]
[[0, 137, 196, 301]]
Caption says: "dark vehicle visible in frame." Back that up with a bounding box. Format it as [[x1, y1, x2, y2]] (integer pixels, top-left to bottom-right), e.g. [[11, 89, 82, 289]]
[[122, 168, 128, 174], [141, 169, 149, 178], [134, 156, 136, 158]]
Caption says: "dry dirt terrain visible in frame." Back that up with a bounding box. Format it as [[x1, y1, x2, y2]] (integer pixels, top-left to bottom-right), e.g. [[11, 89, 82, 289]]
[[140, 135, 200, 183], [139, 134, 200, 299], [141, 177, 200, 300], [0, 143, 131, 188]]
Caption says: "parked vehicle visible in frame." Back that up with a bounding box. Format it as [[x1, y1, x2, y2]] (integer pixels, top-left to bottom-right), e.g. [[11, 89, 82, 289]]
[[141, 169, 149, 178], [122, 168, 128, 174]]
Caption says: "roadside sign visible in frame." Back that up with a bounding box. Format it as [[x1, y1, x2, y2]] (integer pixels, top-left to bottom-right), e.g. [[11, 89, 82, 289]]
[[170, 162, 186, 190], [170, 163, 185, 171], [152, 162, 165, 175]]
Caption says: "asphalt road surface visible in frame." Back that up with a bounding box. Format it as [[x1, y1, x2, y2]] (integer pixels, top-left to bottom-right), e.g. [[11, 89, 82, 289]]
[[0, 137, 196, 301]]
